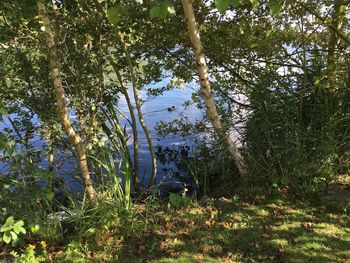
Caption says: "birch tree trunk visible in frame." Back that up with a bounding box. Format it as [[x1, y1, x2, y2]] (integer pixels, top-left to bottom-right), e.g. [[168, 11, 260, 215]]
[[37, 0, 96, 205], [117, 32, 158, 188], [92, 0, 150, 190], [181, 0, 248, 177], [110, 61, 140, 192]]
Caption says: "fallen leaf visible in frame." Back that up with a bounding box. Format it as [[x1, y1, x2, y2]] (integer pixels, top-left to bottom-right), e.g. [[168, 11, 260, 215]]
[[232, 215, 242, 222], [138, 245, 146, 252], [165, 249, 176, 256], [177, 231, 189, 238], [159, 241, 167, 250], [302, 221, 314, 230]]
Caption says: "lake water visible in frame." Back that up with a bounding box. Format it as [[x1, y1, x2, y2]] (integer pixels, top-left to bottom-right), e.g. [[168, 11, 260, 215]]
[[118, 82, 203, 186], [0, 81, 203, 191]]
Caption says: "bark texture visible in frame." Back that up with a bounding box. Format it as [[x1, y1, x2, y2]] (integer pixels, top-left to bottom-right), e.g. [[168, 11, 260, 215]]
[[38, 1, 95, 204], [181, 0, 247, 177]]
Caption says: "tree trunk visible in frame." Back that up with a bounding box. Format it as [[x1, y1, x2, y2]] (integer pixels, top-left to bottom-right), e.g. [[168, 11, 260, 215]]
[[91, 0, 147, 191], [181, 0, 248, 177], [37, 0, 96, 205], [327, 0, 347, 90], [116, 32, 158, 188], [110, 61, 140, 191]]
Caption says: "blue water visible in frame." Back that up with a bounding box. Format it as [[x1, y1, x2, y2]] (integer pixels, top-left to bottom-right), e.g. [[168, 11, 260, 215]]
[[118, 82, 202, 184], [0, 82, 203, 191]]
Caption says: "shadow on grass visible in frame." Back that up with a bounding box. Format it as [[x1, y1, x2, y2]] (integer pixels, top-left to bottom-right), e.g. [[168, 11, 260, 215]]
[[110, 200, 350, 263]]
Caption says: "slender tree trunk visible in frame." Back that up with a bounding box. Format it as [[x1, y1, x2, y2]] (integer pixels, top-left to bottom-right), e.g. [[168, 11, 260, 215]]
[[181, 0, 248, 177], [92, 0, 154, 189], [116, 32, 157, 188], [37, 1, 95, 205], [110, 61, 140, 191], [327, 0, 347, 90], [98, 62, 140, 192]]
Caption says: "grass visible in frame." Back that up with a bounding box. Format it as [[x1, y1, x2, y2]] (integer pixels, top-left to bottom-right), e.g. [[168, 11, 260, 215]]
[[37, 196, 350, 263]]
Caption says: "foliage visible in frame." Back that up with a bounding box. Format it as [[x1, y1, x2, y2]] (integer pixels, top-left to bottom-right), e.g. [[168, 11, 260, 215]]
[[0, 216, 26, 246], [0, 0, 350, 261], [62, 241, 89, 263], [245, 65, 350, 198], [18, 242, 48, 263], [168, 193, 191, 209], [10, 198, 348, 262], [150, 0, 176, 19]]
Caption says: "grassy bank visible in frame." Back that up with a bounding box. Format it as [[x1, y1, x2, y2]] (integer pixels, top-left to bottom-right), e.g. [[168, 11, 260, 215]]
[[3, 195, 349, 263]]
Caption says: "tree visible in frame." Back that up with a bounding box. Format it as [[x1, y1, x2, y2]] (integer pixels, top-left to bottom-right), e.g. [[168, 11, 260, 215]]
[[326, 0, 347, 92], [116, 31, 158, 188], [181, 0, 248, 177], [37, 0, 96, 205]]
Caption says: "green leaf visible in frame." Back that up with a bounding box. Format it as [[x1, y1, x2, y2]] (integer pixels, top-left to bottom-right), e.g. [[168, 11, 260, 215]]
[[30, 224, 40, 234], [19, 227, 26, 235], [159, 3, 169, 19], [14, 220, 24, 228], [150, 6, 160, 19], [3, 231, 11, 244], [10, 231, 17, 241], [215, 0, 229, 12], [107, 6, 121, 25], [182, 197, 191, 208], [0, 226, 12, 232], [13, 225, 21, 234], [269, 2, 282, 16], [13, 225, 26, 235], [169, 193, 181, 208], [45, 190, 54, 202], [228, 0, 241, 8], [2, 216, 14, 228]]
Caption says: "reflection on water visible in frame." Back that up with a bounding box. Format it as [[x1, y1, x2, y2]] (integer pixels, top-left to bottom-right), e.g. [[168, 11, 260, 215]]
[[0, 83, 203, 189], [119, 83, 202, 185]]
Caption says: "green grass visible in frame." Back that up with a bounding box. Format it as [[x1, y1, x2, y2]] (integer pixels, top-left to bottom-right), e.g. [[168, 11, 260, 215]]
[[41, 198, 349, 263]]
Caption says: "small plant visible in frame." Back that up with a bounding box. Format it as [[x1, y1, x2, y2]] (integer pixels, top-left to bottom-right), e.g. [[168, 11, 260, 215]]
[[0, 216, 26, 246], [63, 241, 89, 263], [169, 193, 191, 209], [18, 242, 48, 263]]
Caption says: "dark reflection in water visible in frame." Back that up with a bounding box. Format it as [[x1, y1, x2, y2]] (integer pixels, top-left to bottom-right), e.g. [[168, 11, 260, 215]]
[[0, 83, 203, 193], [119, 84, 202, 185]]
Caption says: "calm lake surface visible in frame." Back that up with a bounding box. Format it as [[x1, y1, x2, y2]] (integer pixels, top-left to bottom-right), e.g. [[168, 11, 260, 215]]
[[118, 82, 203, 185], [0, 80, 203, 190]]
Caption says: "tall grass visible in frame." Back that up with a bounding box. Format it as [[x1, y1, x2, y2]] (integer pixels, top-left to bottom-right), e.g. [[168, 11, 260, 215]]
[[244, 73, 350, 198], [90, 147, 131, 208]]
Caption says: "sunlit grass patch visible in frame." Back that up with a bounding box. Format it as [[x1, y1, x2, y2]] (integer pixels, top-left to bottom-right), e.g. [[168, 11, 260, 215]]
[[9, 196, 348, 263], [270, 238, 289, 248], [255, 208, 270, 217]]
